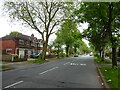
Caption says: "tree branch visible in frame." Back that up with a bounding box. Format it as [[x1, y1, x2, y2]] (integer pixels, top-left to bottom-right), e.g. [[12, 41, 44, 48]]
[[29, 4, 46, 24], [50, 7, 59, 22], [48, 22, 57, 35], [25, 2, 43, 35]]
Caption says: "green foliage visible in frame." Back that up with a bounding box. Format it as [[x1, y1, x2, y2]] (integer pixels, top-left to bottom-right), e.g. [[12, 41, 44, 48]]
[[95, 58, 111, 64], [10, 31, 22, 37], [60, 19, 78, 46], [100, 66, 119, 88], [79, 40, 90, 54], [105, 52, 112, 58], [0, 65, 15, 71], [74, 2, 120, 67], [11, 54, 18, 59], [55, 19, 90, 56], [56, 19, 79, 56], [75, 3, 110, 55]]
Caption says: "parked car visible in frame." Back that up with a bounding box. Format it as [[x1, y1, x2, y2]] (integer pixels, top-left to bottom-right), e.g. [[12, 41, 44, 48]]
[[30, 54, 36, 58], [74, 54, 79, 57], [30, 52, 42, 58]]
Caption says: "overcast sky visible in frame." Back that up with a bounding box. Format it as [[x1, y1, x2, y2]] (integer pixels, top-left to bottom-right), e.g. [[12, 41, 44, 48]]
[[0, 1, 89, 47]]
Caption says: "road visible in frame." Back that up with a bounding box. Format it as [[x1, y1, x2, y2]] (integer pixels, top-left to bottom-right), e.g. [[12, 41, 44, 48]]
[[2, 55, 101, 89]]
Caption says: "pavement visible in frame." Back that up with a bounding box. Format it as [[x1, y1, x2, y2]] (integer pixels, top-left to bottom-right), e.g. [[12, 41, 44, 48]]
[[1, 56, 102, 89]]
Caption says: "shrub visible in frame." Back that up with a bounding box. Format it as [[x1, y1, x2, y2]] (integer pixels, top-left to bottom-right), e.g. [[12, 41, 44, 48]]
[[94, 53, 100, 58], [11, 54, 18, 59]]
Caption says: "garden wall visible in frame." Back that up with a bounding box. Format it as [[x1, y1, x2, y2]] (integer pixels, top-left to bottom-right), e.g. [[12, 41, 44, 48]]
[[1, 54, 27, 62]]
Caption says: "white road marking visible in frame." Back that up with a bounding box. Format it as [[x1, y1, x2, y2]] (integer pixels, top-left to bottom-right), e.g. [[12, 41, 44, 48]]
[[80, 64, 86, 66], [70, 63, 73, 65], [39, 67, 58, 75], [64, 62, 70, 65], [4, 81, 23, 89], [70, 63, 79, 66]]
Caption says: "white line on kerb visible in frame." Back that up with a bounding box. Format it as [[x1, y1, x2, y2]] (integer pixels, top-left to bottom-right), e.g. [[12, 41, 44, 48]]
[[64, 62, 70, 65], [39, 67, 58, 75], [4, 81, 23, 89]]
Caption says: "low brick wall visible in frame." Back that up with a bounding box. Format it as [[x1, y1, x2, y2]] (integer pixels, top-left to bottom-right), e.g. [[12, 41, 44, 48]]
[[12, 58, 27, 62], [1, 55, 12, 61], [1, 54, 27, 62]]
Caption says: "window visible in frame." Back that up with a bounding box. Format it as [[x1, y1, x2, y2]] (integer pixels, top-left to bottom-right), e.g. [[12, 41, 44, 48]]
[[6, 49, 12, 54], [31, 42, 35, 46], [19, 40, 24, 45], [26, 41, 30, 46], [31, 42, 38, 47]]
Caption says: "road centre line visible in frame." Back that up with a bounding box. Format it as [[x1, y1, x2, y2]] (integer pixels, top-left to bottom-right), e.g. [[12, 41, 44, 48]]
[[4, 81, 23, 89], [64, 62, 70, 65], [39, 67, 58, 75]]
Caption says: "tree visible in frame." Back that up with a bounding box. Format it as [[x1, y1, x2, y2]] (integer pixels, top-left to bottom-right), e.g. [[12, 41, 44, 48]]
[[72, 31, 82, 54], [52, 32, 64, 58], [82, 26, 108, 61], [57, 19, 78, 57], [74, 2, 120, 67], [4, 2, 65, 60], [10, 31, 22, 36], [79, 40, 90, 54]]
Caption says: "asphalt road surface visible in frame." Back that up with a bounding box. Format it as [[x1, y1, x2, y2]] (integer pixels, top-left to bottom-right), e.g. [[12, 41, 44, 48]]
[[2, 55, 101, 89]]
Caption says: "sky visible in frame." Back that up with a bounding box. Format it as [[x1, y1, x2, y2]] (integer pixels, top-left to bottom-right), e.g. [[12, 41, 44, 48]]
[[0, 1, 89, 47]]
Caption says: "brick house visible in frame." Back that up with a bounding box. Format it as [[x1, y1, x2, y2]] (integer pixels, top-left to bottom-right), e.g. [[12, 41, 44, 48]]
[[0, 34, 44, 59]]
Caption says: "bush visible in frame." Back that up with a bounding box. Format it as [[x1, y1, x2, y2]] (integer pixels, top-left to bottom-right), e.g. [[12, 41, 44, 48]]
[[11, 54, 18, 59], [94, 53, 100, 58]]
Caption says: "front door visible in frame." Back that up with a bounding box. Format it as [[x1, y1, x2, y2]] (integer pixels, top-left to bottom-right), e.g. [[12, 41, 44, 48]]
[[19, 48, 25, 58]]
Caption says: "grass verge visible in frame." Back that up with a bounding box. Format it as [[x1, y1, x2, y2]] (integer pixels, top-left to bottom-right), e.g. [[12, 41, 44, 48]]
[[100, 66, 119, 88], [47, 57, 65, 61], [95, 58, 112, 64], [28, 58, 49, 63], [47, 58, 58, 60], [0, 65, 15, 71]]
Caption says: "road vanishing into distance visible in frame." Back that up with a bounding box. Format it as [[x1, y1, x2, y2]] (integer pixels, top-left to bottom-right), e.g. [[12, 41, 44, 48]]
[[2, 55, 101, 89]]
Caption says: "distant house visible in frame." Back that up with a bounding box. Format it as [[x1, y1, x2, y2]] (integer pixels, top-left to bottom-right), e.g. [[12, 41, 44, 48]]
[[0, 34, 44, 59]]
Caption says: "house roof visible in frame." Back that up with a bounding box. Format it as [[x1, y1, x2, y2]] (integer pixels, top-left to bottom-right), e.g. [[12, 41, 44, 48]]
[[0, 34, 43, 43], [0, 34, 31, 41], [0, 34, 16, 40]]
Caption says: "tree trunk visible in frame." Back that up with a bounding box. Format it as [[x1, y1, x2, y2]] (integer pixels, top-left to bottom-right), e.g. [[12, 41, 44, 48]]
[[66, 45, 69, 57], [101, 50, 105, 61], [108, 3, 117, 67], [112, 47, 117, 67], [99, 50, 102, 58], [41, 36, 48, 60], [74, 46, 77, 54], [57, 45, 60, 59], [41, 42, 47, 60]]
